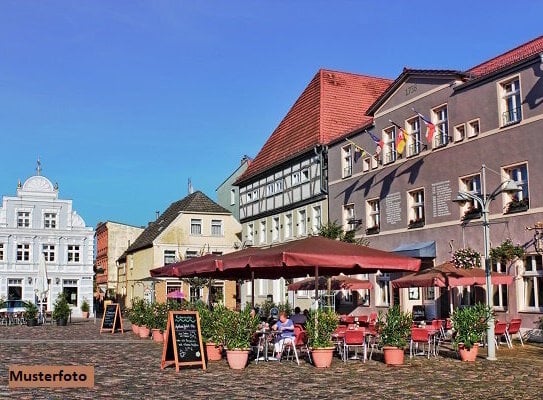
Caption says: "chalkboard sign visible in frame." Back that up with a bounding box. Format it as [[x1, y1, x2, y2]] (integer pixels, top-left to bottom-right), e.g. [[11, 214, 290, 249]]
[[161, 311, 206, 371], [412, 305, 426, 322], [100, 303, 124, 334]]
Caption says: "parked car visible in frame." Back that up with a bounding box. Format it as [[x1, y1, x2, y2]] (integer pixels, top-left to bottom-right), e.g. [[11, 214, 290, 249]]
[[0, 300, 27, 313]]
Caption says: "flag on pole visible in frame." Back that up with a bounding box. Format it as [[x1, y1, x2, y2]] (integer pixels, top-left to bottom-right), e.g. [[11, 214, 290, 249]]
[[345, 138, 367, 157], [415, 111, 436, 144], [365, 130, 383, 154], [390, 121, 407, 155]]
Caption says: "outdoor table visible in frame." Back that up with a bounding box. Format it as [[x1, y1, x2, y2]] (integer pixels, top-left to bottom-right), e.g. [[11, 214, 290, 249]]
[[255, 329, 279, 362]]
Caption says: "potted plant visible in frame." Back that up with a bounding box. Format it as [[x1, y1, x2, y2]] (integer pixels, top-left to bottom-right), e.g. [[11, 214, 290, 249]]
[[24, 301, 39, 326], [305, 309, 339, 368], [128, 297, 146, 335], [80, 298, 90, 318], [221, 307, 259, 369], [195, 302, 226, 361], [52, 293, 71, 326], [377, 305, 412, 365], [149, 302, 168, 342], [450, 303, 492, 361], [138, 301, 152, 338]]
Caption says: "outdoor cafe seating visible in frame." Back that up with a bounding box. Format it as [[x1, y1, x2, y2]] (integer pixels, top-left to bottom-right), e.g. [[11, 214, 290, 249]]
[[506, 318, 524, 347], [343, 326, 366, 362]]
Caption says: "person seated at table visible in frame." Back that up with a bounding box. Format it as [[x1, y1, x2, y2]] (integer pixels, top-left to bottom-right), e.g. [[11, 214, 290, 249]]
[[290, 306, 307, 326], [272, 311, 295, 358]]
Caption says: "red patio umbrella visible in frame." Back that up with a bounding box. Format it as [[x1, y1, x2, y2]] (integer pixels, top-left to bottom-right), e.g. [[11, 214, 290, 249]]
[[288, 275, 373, 291], [166, 289, 185, 299]]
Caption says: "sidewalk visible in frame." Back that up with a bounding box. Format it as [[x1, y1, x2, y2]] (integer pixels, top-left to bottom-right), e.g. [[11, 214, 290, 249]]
[[0, 318, 542, 399]]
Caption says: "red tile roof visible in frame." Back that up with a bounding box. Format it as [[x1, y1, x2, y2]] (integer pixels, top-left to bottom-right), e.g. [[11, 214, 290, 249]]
[[468, 35, 543, 77], [236, 69, 392, 184]]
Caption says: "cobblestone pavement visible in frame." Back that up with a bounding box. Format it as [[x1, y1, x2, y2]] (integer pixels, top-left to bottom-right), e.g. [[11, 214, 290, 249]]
[[0, 318, 542, 399]]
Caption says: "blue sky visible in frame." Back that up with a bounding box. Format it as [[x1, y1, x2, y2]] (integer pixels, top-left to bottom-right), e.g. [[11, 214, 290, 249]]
[[1, 1, 542, 229]]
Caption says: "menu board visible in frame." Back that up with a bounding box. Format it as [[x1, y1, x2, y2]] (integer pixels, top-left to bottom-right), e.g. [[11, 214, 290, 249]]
[[412, 305, 426, 322], [100, 303, 124, 334], [161, 311, 206, 371]]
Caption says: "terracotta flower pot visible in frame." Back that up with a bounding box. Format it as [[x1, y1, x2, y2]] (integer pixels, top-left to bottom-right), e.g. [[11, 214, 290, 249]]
[[81, 311, 89, 319], [152, 329, 164, 342], [311, 347, 335, 368], [138, 325, 150, 338], [206, 343, 223, 361], [131, 324, 140, 335], [226, 349, 250, 369], [458, 343, 479, 362], [383, 346, 405, 365]]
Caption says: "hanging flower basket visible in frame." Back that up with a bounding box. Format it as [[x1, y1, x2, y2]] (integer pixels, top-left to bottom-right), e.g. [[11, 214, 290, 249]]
[[452, 248, 481, 269]]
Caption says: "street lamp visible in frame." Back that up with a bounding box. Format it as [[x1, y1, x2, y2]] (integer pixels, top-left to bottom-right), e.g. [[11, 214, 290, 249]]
[[452, 164, 521, 360]]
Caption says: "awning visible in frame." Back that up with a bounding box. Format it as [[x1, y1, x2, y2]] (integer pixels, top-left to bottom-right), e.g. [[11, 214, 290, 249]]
[[393, 241, 436, 258]]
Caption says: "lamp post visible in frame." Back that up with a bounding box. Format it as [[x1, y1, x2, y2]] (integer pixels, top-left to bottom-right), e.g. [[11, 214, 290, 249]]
[[453, 164, 521, 360]]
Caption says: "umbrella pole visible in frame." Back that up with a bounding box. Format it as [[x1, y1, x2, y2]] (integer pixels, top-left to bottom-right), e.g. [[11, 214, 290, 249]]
[[251, 271, 255, 310], [314, 266, 319, 310]]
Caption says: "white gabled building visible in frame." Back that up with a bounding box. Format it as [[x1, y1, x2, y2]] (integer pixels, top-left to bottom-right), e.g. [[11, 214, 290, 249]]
[[0, 167, 94, 317]]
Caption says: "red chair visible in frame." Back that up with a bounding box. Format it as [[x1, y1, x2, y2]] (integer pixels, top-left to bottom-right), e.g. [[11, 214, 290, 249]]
[[494, 321, 511, 349], [506, 319, 524, 347], [410, 327, 431, 359], [343, 327, 366, 363], [369, 312, 378, 324], [332, 326, 347, 356]]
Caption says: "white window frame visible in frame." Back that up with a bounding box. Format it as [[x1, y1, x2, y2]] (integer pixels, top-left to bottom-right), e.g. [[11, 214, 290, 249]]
[[362, 157, 370, 172], [371, 154, 379, 169], [343, 204, 355, 232], [297, 209, 307, 237], [266, 183, 274, 196], [272, 217, 280, 242], [382, 127, 396, 164], [16, 243, 30, 262], [499, 76, 522, 126], [230, 188, 235, 206], [376, 273, 391, 307], [43, 212, 57, 229], [504, 163, 529, 204], [432, 105, 449, 148], [164, 250, 177, 265], [17, 210, 31, 228], [185, 250, 198, 259], [42, 244, 56, 262], [366, 199, 380, 231], [460, 173, 481, 215], [454, 123, 465, 142], [492, 260, 508, 310], [67, 244, 80, 263], [284, 214, 292, 239], [407, 117, 421, 157], [259, 220, 267, 244], [211, 219, 223, 236], [246, 223, 254, 242], [341, 145, 353, 178], [467, 119, 480, 138], [190, 219, 202, 235], [275, 180, 283, 192], [301, 168, 310, 182], [292, 172, 300, 186], [408, 189, 425, 227], [521, 254, 543, 311], [311, 205, 321, 234]]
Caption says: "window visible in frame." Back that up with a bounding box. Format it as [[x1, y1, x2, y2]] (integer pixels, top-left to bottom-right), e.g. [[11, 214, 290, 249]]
[[266, 183, 274, 196], [44, 212, 57, 229], [460, 174, 482, 219], [382, 127, 396, 164], [17, 211, 30, 228], [408, 189, 425, 228], [341, 145, 353, 178], [454, 124, 465, 142], [230, 188, 235, 206], [190, 219, 202, 235], [407, 117, 421, 156], [492, 261, 509, 309], [297, 209, 307, 236], [16, 244, 30, 261], [432, 105, 448, 148], [246, 223, 254, 242], [8, 279, 23, 300], [246, 191, 253, 202], [366, 199, 380, 234], [301, 169, 310, 182], [185, 250, 198, 259], [42, 244, 55, 262], [284, 214, 292, 239], [371, 154, 379, 169], [312, 206, 321, 234], [259, 220, 267, 244], [504, 163, 529, 213], [211, 220, 223, 236], [252, 189, 259, 201], [343, 204, 355, 232], [190, 285, 202, 303], [376, 273, 390, 306], [467, 119, 480, 138], [0, 243, 3, 261], [292, 172, 300, 185], [522, 255, 543, 311], [67, 245, 80, 263], [500, 77, 522, 126], [210, 281, 225, 305], [63, 280, 78, 306], [275, 180, 283, 192], [272, 217, 279, 242], [164, 250, 176, 265], [362, 157, 370, 172]]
